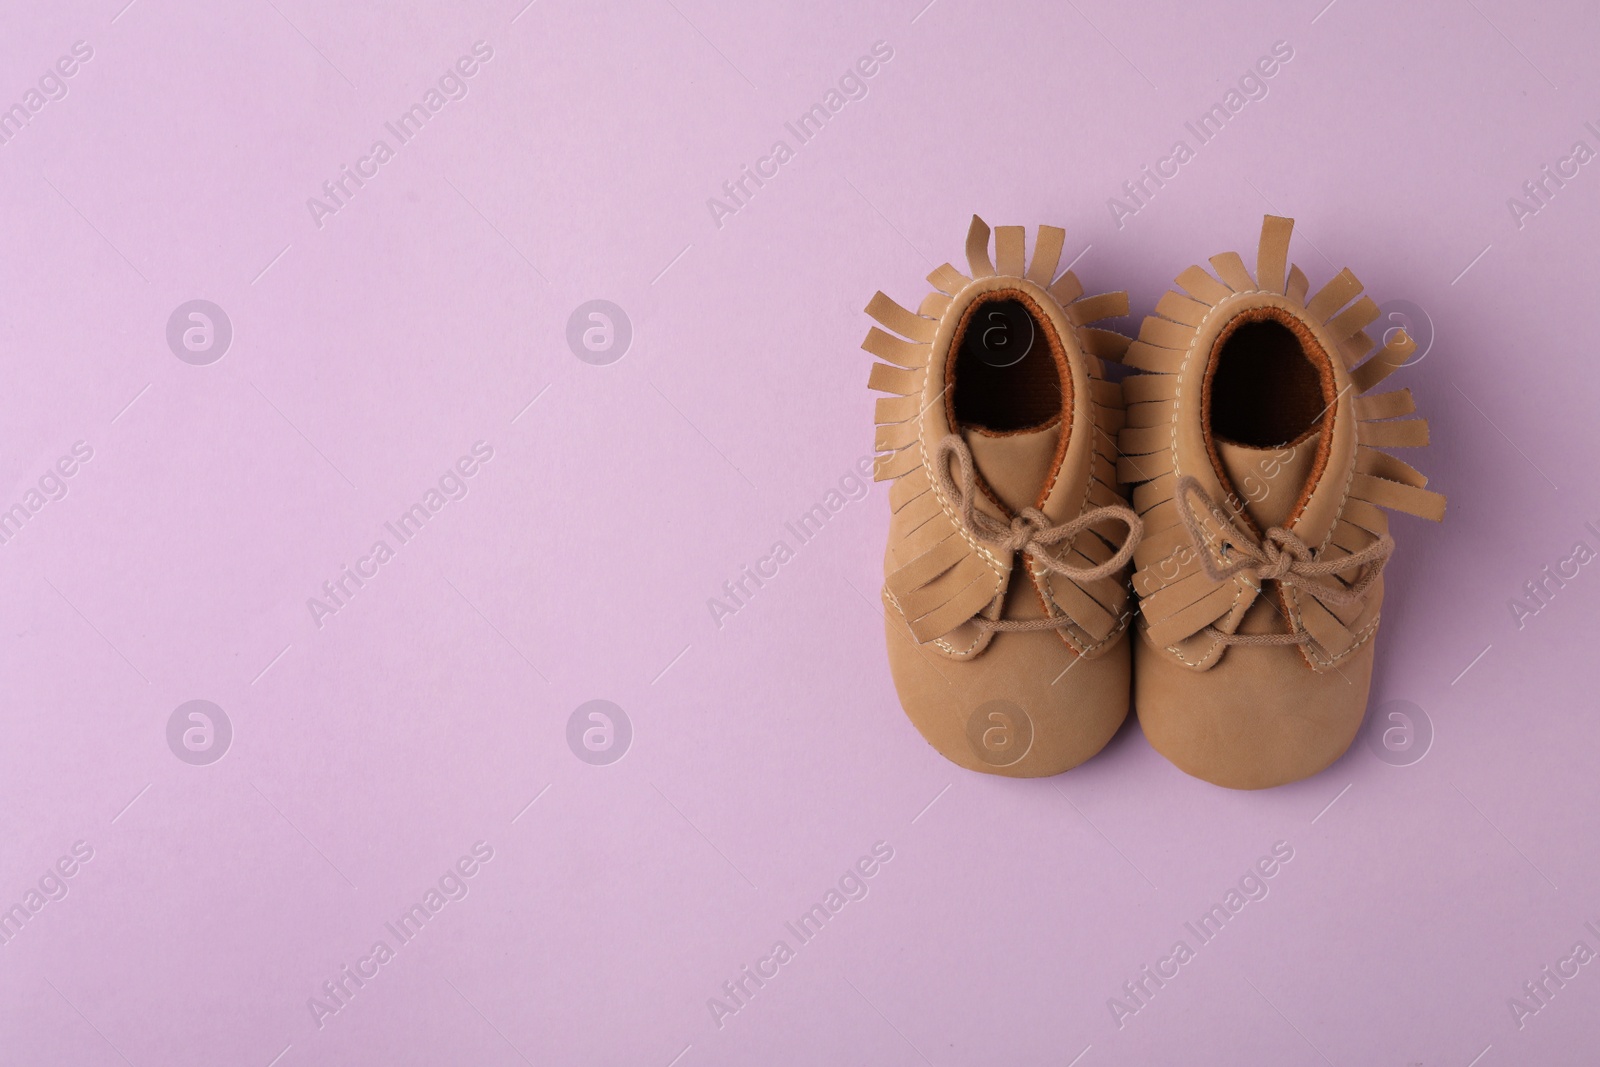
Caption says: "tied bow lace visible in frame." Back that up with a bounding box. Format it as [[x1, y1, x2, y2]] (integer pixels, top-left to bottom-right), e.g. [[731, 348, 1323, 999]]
[[1173, 474, 1393, 647], [934, 434, 1143, 633]]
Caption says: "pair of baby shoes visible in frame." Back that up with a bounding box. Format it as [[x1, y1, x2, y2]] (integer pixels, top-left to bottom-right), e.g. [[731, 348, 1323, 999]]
[[864, 215, 1444, 789]]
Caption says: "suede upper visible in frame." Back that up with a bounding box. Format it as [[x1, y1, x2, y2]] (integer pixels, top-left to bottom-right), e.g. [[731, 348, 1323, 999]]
[[1118, 215, 1446, 788], [1117, 215, 1445, 674], [869, 218, 1136, 660], [862, 213, 1445, 788], [863, 217, 1139, 777]]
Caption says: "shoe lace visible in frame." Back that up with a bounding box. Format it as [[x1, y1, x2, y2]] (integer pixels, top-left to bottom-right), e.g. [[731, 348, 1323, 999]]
[[1173, 474, 1393, 647], [933, 434, 1143, 633]]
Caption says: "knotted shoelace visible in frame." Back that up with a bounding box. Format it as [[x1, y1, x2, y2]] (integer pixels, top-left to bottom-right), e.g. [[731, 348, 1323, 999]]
[[933, 434, 1143, 633], [1173, 474, 1393, 647]]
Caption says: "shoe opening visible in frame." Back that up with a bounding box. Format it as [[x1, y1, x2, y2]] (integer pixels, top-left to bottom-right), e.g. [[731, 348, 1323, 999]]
[[947, 292, 1067, 433], [1204, 311, 1333, 448]]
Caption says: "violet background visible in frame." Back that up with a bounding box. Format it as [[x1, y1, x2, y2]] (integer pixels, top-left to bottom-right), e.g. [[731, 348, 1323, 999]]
[[0, 0, 1596, 1064]]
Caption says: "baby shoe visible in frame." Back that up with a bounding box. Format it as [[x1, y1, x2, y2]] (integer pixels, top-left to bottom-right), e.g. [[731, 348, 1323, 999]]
[[1118, 215, 1445, 789], [864, 217, 1143, 777]]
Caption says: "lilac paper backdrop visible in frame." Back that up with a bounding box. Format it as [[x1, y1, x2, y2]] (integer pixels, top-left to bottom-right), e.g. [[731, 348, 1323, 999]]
[[1, 0, 1597, 1064]]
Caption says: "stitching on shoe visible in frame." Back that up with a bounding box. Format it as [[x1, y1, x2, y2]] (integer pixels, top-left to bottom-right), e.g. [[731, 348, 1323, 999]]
[[1035, 328, 1125, 657], [1154, 608, 1380, 670], [942, 286, 1073, 516], [920, 291, 1006, 583], [882, 585, 986, 659], [1156, 625, 1210, 668], [1200, 306, 1338, 537], [1282, 311, 1364, 668], [1032, 558, 1103, 657], [916, 278, 1108, 649], [1201, 302, 1343, 668], [1304, 609, 1382, 670], [1163, 289, 1256, 664], [1158, 288, 1375, 669]]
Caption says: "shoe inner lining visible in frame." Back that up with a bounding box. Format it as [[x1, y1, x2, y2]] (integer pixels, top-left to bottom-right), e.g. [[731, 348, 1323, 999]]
[[1200, 305, 1338, 535], [1206, 318, 1328, 447], [948, 292, 1067, 433]]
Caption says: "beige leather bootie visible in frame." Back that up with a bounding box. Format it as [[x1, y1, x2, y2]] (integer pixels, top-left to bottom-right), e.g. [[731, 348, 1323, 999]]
[[1119, 215, 1445, 789], [865, 217, 1142, 777]]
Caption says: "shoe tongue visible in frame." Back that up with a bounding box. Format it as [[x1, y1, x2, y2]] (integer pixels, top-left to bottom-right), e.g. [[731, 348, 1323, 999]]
[[962, 421, 1061, 513], [1214, 431, 1321, 530]]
